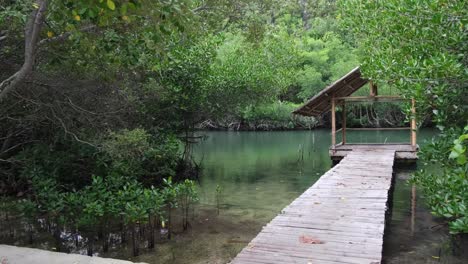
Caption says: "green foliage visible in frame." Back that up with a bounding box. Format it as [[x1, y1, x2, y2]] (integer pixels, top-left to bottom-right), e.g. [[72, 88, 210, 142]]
[[243, 101, 298, 122], [145, 36, 218, 131], [411, 127, 468, 234], [449, 131, 468, 165], [297, 66, 324, 100], [341, 0, 467, 233], [204, 31, 297, 115], [0, 196, 17, 218], [176, 179, 199, 206], [176, 179, 199, 230], [1, 0, 195, 80], [161, 177, 178, 209], [1, 0, 364, 255], [103, 129, 180, 184], [15, 141, 98, 190], [241, 101, 318, 130], [291, 33, 358, 101], [340, 0, 467, 126], [17, 199, 37, 224], [0, 1, 31, 31]]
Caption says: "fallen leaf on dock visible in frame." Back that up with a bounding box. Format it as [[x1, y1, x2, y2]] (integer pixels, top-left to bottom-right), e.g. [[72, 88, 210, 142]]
[[299, 235, 325, 244]]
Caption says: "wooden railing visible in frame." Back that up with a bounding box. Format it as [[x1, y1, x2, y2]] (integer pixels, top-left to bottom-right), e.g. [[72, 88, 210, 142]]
[[330, 95, 417, 148]]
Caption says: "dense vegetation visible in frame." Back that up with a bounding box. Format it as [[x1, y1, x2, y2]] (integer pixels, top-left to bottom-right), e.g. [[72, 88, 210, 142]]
[[341, 0, 467, 233], [0, 0, 366, 256], [0, 0, 466, 259]]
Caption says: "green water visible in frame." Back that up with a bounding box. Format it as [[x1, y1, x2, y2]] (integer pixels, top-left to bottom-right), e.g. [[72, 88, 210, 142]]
[[180, 129, 465, 264], [2, 129, 467, 263]]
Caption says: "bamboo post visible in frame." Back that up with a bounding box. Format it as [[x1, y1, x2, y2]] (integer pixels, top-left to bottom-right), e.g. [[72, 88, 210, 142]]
[[342, 101, 346, 144], [411, 98, 417, 147], [331, 96, 336, 147]]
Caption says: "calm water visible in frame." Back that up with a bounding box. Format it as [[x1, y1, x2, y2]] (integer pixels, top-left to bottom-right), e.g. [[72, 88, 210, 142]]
[[2, 129, 467, 263]]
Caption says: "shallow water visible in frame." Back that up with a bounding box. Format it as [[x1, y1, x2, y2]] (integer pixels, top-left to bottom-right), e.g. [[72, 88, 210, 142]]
[[2, 129, 467, 264]]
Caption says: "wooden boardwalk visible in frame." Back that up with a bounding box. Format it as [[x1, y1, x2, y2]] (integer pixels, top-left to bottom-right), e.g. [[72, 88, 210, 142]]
[[230, 149, 396, 264]]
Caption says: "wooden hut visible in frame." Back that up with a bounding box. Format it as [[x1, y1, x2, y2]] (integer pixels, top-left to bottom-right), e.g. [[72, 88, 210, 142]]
[[293, 67, 418, 163]]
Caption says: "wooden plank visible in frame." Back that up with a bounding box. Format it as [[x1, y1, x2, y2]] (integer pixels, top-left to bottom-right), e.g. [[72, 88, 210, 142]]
[[245, 241, 382, 259], [240, 247, 380, 264], [333, 95, 406, 102], [345, 127, 410, 131], [230, 149, 396, 264]]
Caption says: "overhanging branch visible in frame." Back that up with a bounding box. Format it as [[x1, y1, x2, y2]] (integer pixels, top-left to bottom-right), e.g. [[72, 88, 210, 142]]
[[0, 0, 48, 102]]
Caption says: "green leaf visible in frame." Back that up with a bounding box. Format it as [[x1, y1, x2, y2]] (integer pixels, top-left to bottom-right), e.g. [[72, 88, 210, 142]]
[[457, 154, 466, 165], [107, 0, 116, 11], [120, 4, 128, 15], [88, 9, 96, 18], [449, 150, 459, 159]]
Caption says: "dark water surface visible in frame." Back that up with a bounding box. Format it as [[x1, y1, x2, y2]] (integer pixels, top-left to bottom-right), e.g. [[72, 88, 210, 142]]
[[2, 129, 467, 263]]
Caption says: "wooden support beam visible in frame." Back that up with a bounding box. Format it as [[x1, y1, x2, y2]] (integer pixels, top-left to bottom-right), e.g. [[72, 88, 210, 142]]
[[342, 102, 346, 144], [331, 96, 336, 147], [346, 127, 411, 131], [370, 81, 378, 97], [334, 95, 405, 102], [411, 98, 417, 147]]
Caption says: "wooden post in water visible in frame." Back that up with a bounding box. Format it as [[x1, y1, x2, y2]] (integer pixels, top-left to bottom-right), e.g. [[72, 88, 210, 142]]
[[411, 98, 417, 147], [342, 101, 346, 144], [331, 96, 336, 147], [411, 185, 416, 236]]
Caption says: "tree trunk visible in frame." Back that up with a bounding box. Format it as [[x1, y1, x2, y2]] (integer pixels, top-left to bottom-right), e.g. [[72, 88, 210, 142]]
[[167, 207, 172, 240], [53, 225, 62, 252], [131, 223, 139, 256], [119, 217, 126, 244], [87, 235, 93, 256], [0, 130, 13, 158], [75, 232, 79, 247], [28, 223, 34, 244], [0, 0, 47, 101], [148, 215, 155, 249], [102, 231, 109, 252]]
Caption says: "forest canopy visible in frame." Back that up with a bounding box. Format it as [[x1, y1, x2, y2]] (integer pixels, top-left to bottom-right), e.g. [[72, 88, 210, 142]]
[[0, 0, 362, 256], [340, 0, 467, 233], [0, 0, 466, 258]]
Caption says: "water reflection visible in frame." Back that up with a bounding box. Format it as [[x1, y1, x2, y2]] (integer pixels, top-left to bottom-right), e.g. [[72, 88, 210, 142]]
[[384, 168, 468, 264]]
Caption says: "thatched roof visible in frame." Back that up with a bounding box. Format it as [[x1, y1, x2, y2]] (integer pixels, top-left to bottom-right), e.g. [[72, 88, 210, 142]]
[[293, 67, 368, 117]]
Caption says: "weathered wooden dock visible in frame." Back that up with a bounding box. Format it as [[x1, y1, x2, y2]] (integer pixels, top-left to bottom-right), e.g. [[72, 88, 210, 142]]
[[230, 149, 396, 264], [330, 144, 418, 163]]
